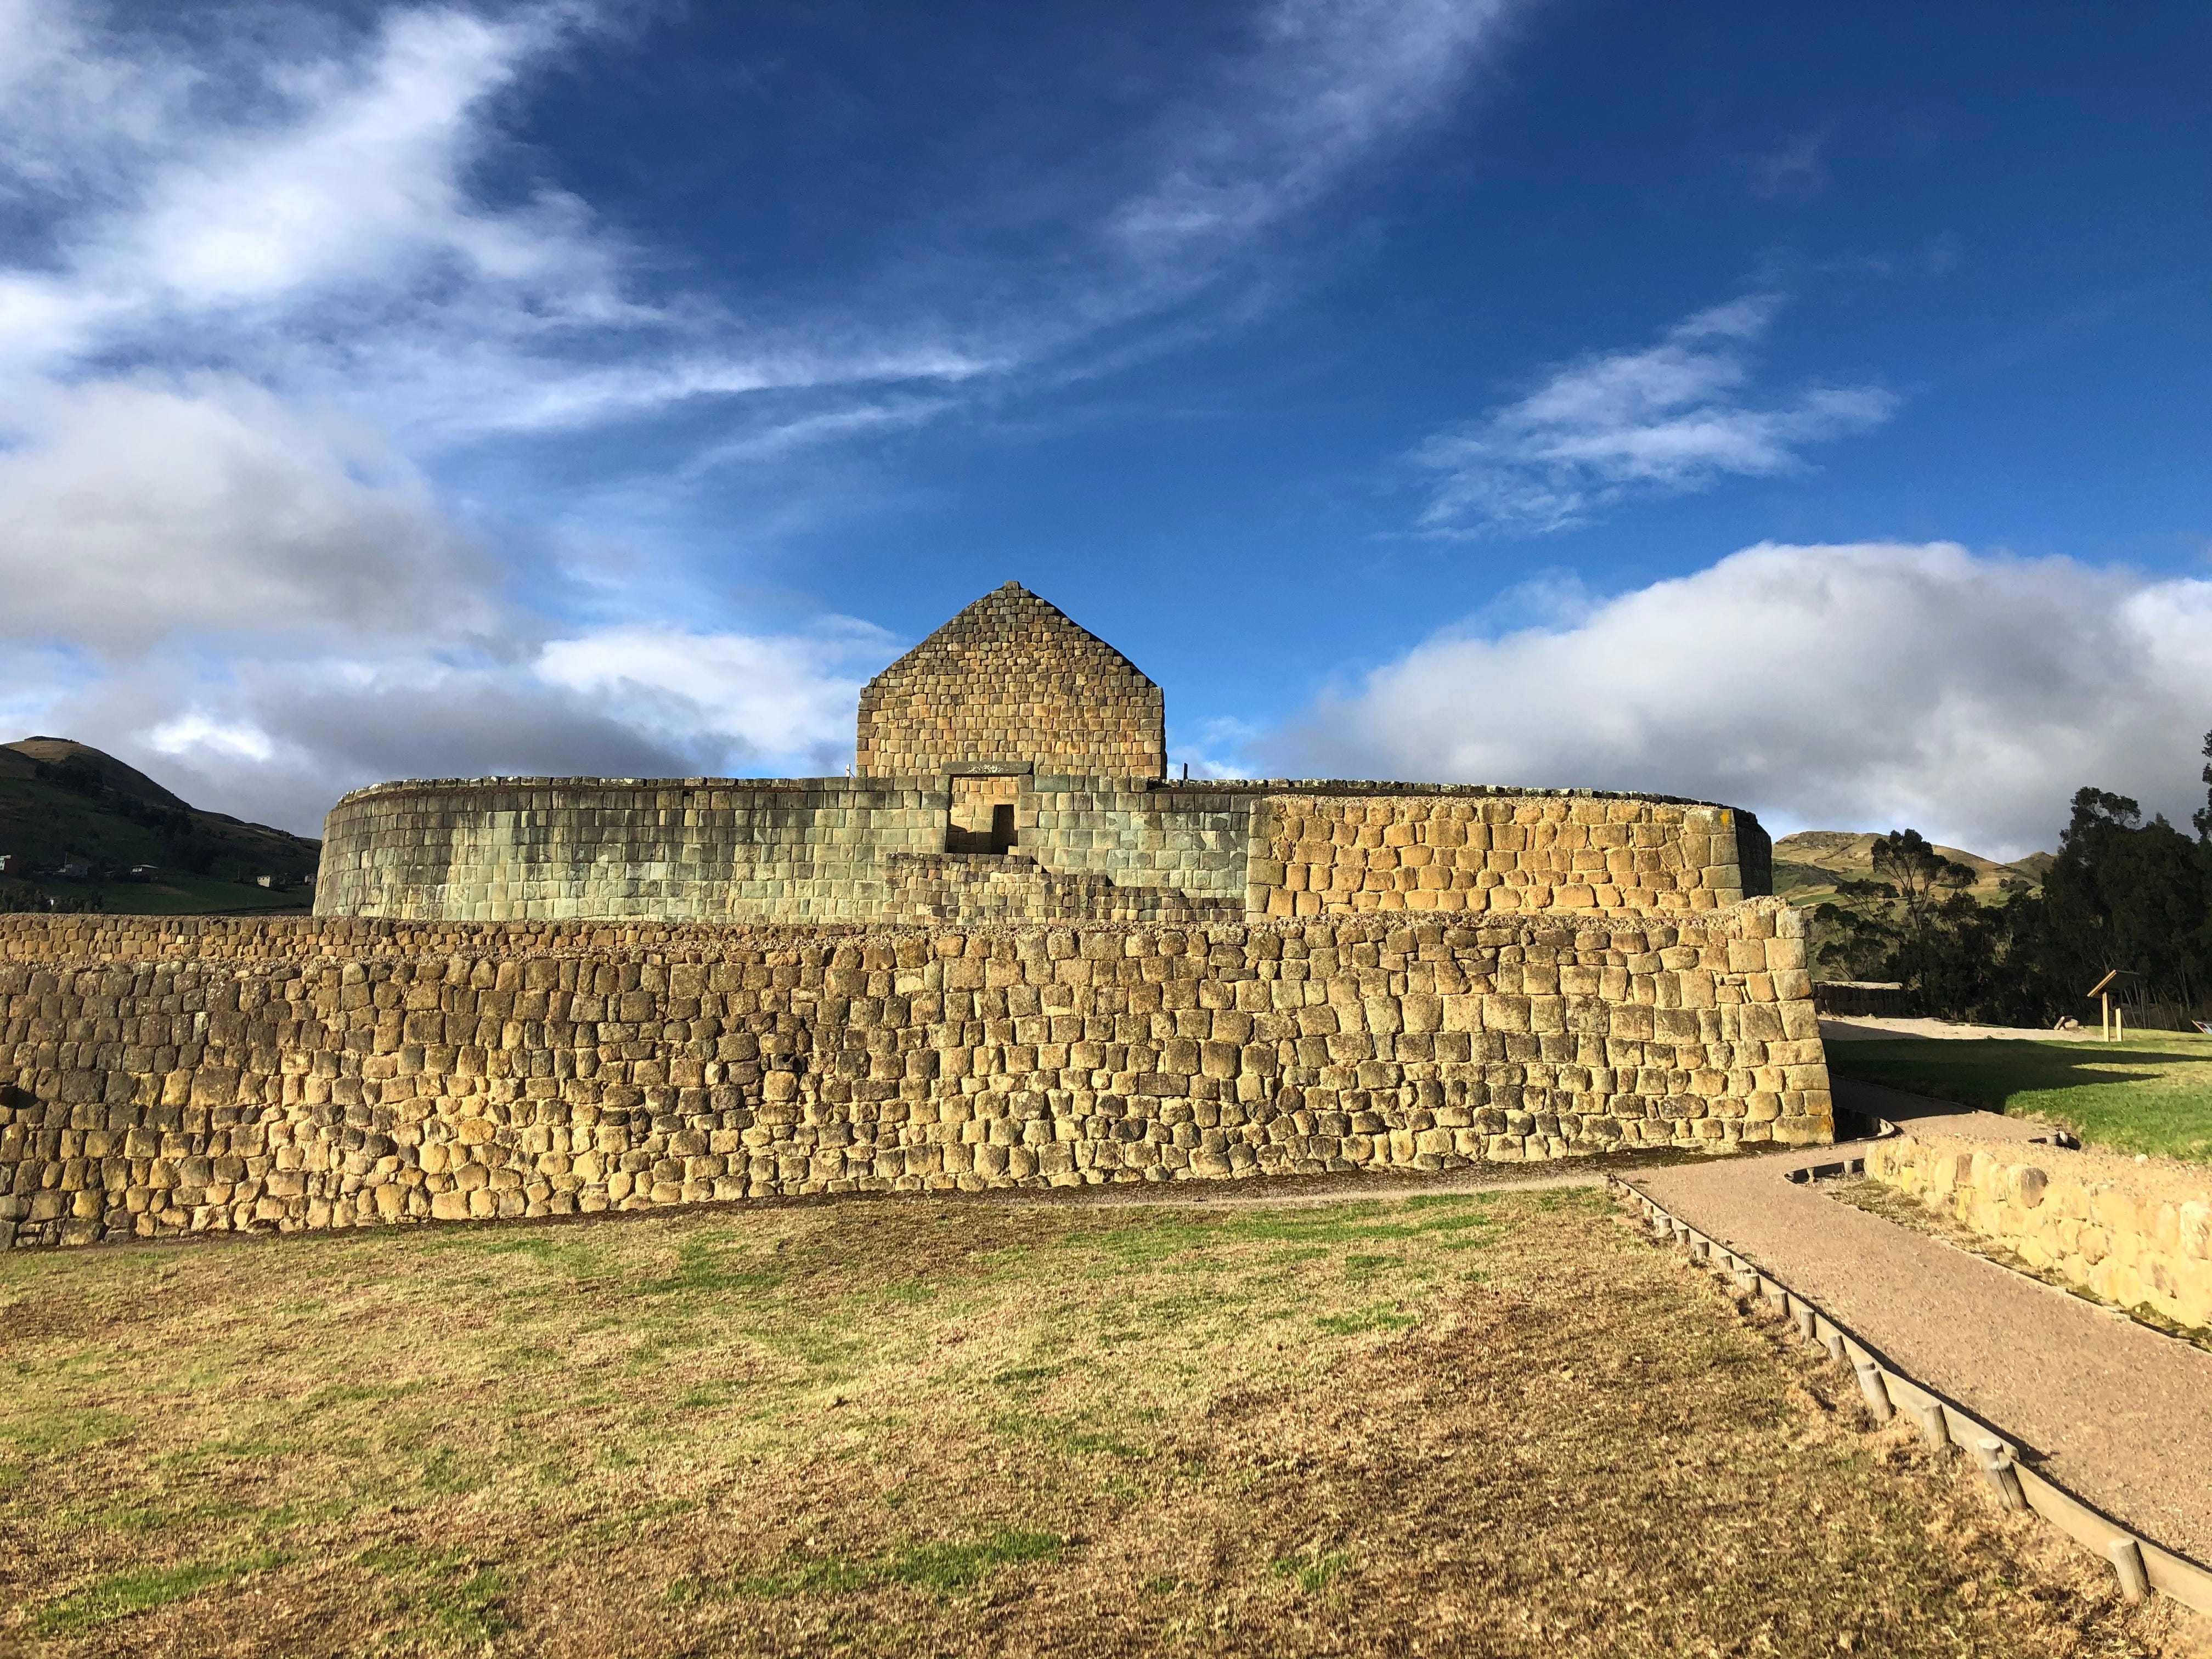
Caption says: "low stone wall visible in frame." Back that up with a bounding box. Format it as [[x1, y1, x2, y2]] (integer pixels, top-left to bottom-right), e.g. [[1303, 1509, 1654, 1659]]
[[1865, 1131, 2212, 1329], [0, 900, 1828, 1249]]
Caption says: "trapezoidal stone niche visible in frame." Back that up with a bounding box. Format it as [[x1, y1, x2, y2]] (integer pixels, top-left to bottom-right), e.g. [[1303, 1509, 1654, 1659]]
[[855, 580, 1167, 781]]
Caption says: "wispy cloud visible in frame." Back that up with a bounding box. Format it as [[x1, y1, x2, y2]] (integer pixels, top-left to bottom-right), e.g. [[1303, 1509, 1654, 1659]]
[[0, 5, 619, 373], [0, 0, 1537, 831], [3, 0, 1529, 465], [1742, 122, 1835, 200], [1412, 294, 1897, 537], [1108, 0, 1516, 267], [0, 1, 984, 457]]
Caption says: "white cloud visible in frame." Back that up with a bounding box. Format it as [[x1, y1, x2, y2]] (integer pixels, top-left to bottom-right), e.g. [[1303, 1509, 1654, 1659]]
[[0, 2, 983, 453], [677, 397, 960, 473], [1, 5, 606, 374], [1268, 542, 2212, 859], [14, 614, 901, 833], [1171, 716, 1261, 782], [0, 0, 1541, 836], [0, 374, 498, 652], [2, 0, 1527, 471], [535, 620, 896, 769], [1413, 295, 1898, 536], [146, 713, 274, 764], [0, 363, 900, 828]]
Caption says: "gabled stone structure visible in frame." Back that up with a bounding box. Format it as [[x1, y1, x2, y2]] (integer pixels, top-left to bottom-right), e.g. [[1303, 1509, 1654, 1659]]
[[855, 582, 1166, 781]]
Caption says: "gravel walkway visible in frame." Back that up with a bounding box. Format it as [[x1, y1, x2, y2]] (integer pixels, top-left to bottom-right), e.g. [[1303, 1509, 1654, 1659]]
[[1820, 1015, 2100, 1043], [1629, 1078, 2212, 1566]]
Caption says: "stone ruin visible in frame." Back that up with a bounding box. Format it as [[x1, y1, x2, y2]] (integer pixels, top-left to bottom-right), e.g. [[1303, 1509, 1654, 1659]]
[[314, 582, 1776, 928], [0, 583, 1829, 1250]]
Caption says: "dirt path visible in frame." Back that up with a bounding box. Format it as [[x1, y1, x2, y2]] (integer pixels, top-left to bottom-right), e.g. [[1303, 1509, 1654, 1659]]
[[1022, 1164, 1607, 1210], [1630, 1077, 2212, 1566], [1821, 1014, 2098, 1042]]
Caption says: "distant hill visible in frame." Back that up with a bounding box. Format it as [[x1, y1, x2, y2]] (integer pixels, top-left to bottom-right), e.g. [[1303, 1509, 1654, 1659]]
[[0, 737, 320, 915], [1773, 830, 2051, 906]]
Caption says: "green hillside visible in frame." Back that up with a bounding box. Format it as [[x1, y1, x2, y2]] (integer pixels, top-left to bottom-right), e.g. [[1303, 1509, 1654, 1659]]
[[1771, 829, 2049, 906], [0, 738, 320, 916], [1773, 830, 2053, 986]]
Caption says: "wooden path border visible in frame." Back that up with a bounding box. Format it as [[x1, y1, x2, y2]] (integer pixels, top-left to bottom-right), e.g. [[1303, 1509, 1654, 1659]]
[[1615, 1173, 2212, 1616]]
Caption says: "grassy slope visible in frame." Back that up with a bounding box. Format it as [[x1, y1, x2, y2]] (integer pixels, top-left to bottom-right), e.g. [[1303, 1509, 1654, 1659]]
[[1774, 833, 2046, 913], [0, 1190, 2169, 1657], [13, 876, 315, 916], [1825, 1034, 2212, 1161], [0, 739, 318, 910], [1773, 831, 2053, 986]]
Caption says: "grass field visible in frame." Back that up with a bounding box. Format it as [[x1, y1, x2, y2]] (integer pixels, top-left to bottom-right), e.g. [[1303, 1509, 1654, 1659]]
[[0, 1189, 2177, 1657], [1, 874, 313, 916], [1825, 1035, 2212, 1162]]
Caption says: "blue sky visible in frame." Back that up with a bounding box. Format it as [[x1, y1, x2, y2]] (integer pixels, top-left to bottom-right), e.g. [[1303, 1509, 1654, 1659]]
[[0, 0, 2205, 856]]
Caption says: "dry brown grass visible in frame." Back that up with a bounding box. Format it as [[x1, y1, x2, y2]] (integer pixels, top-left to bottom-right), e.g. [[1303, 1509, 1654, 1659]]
[[0, 1184, 2186, 1656]]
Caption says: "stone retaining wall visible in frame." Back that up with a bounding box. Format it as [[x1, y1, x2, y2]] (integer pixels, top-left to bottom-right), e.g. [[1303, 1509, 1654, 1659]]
[[1865, 1131, 2212, 1329], [317, 777, 1768, 928], [0, 900, 1828, 1250]]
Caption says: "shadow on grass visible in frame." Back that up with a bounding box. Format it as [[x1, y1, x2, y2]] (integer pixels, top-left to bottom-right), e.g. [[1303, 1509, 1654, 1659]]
[[1825, 1037, 2212, 1161]]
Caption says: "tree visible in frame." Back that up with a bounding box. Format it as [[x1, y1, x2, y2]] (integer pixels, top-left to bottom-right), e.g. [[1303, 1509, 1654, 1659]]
[[2196, 727, 2212, 843], [1812, 831, 1985, 1012], [1996, 785, 2212, 1023]]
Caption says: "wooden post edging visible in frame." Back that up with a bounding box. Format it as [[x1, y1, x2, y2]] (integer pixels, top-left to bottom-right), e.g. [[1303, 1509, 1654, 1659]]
[[1613, 1177, 2212, 1617]]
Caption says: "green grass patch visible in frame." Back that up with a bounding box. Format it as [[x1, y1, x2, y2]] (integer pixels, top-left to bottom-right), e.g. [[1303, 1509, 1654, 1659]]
[[635, 1234, 788, 1297], [33, 1550, 282, 1634], [1826, 1035, 2212, 1160], [1270, 1547, 1351, 1593], [358, 1543, 511, 1647], [0, 1403, 136, 1462], [1313, 1302, 1418, 1336]]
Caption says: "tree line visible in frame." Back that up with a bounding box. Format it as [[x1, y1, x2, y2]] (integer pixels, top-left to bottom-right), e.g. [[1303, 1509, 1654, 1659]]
[[1814, 731, 2212, 1026]]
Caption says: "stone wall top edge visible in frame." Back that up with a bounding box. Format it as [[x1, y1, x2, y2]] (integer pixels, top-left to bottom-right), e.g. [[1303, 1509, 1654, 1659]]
[[326, 774, 1753, 813], [1173, 780, 1744, 809], [0, 896, 1796, 966], [1886, 1124, 2212, 1205]]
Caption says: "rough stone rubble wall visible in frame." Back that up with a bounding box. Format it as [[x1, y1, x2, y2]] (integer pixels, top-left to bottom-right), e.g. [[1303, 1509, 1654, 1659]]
[[0, 901, 1828, 1249], [855, 583, 1166, 779], [1865, 1131, 2212, 1330], [1246, 795, 1765, 917], [318, 778, 1765, 928]]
